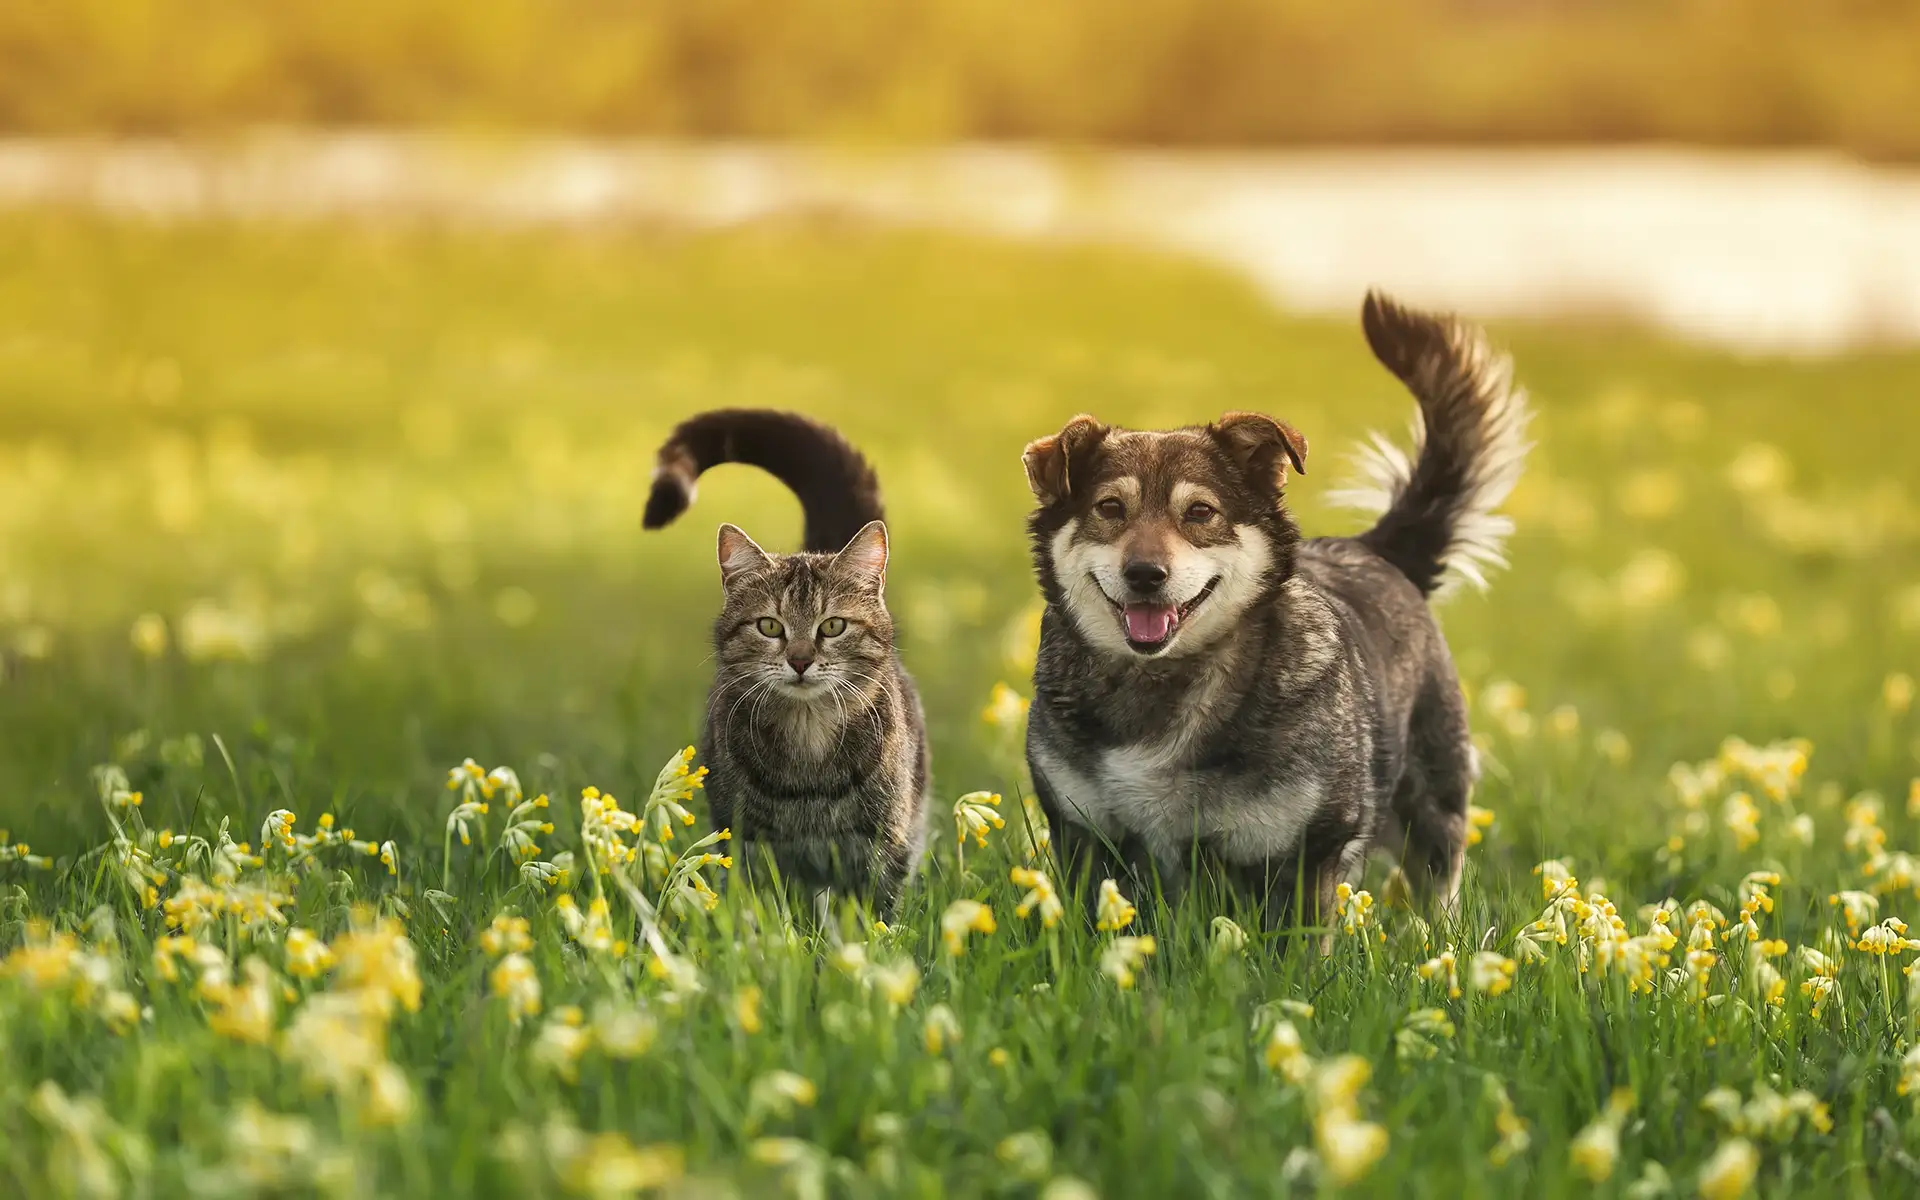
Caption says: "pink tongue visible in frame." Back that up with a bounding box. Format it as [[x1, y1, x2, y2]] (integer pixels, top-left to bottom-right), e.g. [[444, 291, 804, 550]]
[[1124, 603, 1179, 644]]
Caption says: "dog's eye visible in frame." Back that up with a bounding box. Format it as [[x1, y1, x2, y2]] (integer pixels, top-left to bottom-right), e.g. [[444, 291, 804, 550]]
[[819, 616, 847, 637], [1094, 498, 1126, 520], [755, 617, 785, 638], [1184, 502, 1217, 524]]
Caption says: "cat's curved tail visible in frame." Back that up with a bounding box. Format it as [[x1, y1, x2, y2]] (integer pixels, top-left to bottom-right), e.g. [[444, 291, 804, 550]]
[[643, 409, 884, 552]]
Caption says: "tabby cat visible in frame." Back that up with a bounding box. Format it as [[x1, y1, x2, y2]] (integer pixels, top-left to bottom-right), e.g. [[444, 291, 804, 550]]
[[644, 409, 930, 914]]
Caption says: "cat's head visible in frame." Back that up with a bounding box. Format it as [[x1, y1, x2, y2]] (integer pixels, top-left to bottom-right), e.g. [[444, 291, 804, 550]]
[[712, 520, 896, 704]]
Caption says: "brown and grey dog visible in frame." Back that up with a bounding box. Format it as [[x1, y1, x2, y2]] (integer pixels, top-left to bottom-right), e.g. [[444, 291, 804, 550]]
[[1021, 292, 1530, 928]]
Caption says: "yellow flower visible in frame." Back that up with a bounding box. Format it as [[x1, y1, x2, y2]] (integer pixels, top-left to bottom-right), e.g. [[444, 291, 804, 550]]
[[982, 682, 1031, 728], [206, 958, 277, 1045], [1899, 1045, 1920, 1096], [995, 1131, 1053, 1181], [283, 928, 333, 979], [1470, 951, 1517, 996], [1595, 729, 1633, 766], [1395, 1007, 1456, 1062], [1418, 947, 1462, 999], [1315, 1111, 1389, 1186], [1570, 1089, 1634, 1183], [1908, 778, 1920, 818], [478, 914, 533, 958], [1486, 1078, 1530, 1167], [592, 1003, 660, 1059], [1095, 879, 1137, 932], [1263, 1019, 1313, 1083], [489, 953, 542, 1024], [1722, 792, 1760, 850], [1011, 866, 1065, 928], [1855, 917, 1920, 956], [1210, 916, 1248, 959], [1465, 805, 1495, 847], [1099, 936, 1157, 989], [867, 959, 922, 1010], [1830, 890, 1879, 935], [989, 1047, 1012, 1068], [1314, 1055, 1372, 1113], [129, 612, 170, 657], [1886, 672, 1915, 715], [1697, 1138, 1758, 1200], [329, 909, 424, 1015], [747, 1071, 818, 1124], [939, 900, 997, 956], [922, 1003, 962, 1055], [953, 792, 1005, 848], [1535, 859, 1576, 899], [733, 986, 764, 1036], [563, 1135, 685, 1196]]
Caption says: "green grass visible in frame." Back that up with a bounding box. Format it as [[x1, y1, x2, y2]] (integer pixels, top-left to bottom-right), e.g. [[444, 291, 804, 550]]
[[2, 213, 1920, 1197]]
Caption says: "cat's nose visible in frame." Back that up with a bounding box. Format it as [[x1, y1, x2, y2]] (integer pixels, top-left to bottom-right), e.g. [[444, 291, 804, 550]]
[[787, 655, 814, 676]]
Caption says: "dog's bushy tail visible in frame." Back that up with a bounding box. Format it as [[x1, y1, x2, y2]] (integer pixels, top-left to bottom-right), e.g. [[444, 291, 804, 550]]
[[643, 409, 883, 552], [1333, 291, 1533, 597]]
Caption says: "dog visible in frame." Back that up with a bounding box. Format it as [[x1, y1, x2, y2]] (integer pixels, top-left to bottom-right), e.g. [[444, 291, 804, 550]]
[[1020, 291, 1530, 928]]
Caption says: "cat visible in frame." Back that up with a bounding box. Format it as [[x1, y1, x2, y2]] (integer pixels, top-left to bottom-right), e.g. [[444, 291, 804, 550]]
[[645, 408, 930, 915]]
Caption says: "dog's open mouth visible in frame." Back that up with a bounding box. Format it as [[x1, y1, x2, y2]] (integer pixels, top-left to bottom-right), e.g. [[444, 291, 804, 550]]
[[1108, 577, 1219, 654]]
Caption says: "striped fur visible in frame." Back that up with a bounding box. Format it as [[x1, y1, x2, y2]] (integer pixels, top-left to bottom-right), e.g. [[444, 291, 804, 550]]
[[645, 410, 928, 915]]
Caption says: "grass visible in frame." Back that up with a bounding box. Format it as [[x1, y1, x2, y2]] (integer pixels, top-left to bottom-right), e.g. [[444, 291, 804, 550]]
[[2, 212, 1920, 1197]]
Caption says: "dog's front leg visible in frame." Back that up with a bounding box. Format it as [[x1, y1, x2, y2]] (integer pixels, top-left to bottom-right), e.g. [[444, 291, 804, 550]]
[[1030, 768, 1152, 926]]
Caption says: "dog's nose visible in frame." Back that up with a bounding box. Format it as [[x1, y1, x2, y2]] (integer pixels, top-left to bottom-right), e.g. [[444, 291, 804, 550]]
[[1123, 560, 1169, 591], [788, 655, 814, 676]]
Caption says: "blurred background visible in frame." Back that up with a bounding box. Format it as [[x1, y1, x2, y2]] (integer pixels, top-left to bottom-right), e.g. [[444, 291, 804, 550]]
[[1, 1, 1917, 865]]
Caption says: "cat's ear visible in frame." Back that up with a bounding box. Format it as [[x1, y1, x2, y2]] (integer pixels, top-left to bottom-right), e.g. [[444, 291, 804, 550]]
[[716, 523, 771, 585], [833, 520, 889, 591]]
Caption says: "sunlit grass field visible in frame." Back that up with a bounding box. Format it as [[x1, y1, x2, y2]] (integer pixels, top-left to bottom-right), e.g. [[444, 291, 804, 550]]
[[3, 213, 1920, 1197]]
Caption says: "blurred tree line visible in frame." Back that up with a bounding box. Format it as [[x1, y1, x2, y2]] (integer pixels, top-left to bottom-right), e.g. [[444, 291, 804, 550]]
[[4, 0, 1916, 157]]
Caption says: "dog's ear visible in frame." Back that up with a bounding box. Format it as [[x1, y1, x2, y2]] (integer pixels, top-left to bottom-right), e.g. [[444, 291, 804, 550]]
[[1022, 415, 1107, 505], [1211, 411, 1307, 489]]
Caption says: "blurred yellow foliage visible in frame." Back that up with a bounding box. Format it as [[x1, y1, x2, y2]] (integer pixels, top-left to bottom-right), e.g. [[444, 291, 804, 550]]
[[2, 0, 1918, 156]]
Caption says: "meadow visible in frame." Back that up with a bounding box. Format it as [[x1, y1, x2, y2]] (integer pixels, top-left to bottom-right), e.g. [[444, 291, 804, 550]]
[[2, 211, 1920, 1197]]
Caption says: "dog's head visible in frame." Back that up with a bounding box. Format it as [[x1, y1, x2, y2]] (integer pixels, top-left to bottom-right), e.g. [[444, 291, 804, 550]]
[[1023, 412, 1306, 659]]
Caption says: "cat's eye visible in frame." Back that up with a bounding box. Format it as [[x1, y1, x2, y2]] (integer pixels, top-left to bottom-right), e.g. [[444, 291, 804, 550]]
[[755, 617, 785, 638], [819, 616, 848, 637], [1184, 502, 1217, 524], [1093, 498, 1126, 520]]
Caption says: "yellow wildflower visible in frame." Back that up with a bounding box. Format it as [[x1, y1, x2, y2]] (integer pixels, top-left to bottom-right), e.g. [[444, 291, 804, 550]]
[[1697, 1138, 1758, 1200], [922, 1004, 962, 1055], [1470, 951, 1517, 996], [1011, 866, 1064, 928], [283, 928, 333, 980], [478, 914, 532, 958], [1264, 1020, 1312, 1084], [489, 953, 542, 1024], [982, 682, 1030, 728], [733, 986, 764, 1036], [1570, 1089, 1634, 1183], [1099, 936, 1157, 989], [1418, 947, 1462, 999], [1095, 879, 1137, 932], [940, 900, 997, 956], [953, 792, 1005, 848]]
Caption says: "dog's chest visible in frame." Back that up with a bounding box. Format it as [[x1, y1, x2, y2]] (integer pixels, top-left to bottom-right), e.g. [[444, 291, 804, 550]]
[[1036, 738, 1323, 871]]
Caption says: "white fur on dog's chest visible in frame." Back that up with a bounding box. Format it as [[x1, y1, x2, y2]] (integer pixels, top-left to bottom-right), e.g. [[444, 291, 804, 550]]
[[1034, 740, 1323, 871]]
